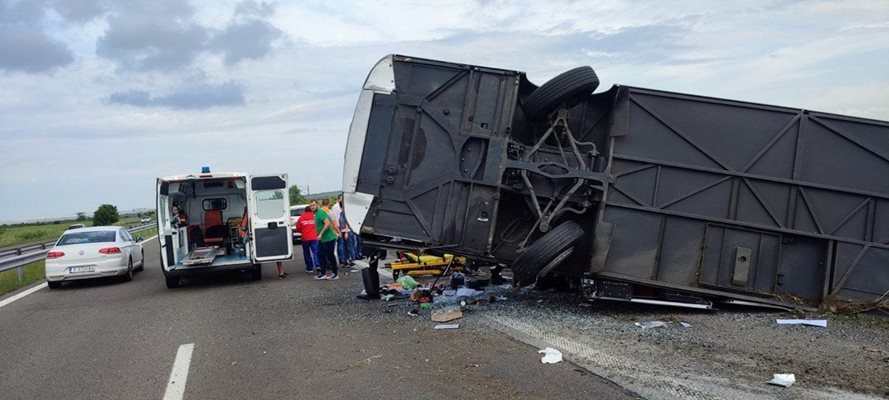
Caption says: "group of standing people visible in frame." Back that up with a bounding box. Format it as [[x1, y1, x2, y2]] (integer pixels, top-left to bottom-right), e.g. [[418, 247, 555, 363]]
[[293, 194, 361, 281]]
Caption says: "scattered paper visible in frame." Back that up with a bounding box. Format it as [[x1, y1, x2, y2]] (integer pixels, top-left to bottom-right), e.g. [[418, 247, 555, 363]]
[[434, 324, 460, 330], [767, 373, 796, 387], [538, 348, 563, 364], [679, 322, 692, 328], [635, 321, 667, 329], [776, 319, 827, 328]]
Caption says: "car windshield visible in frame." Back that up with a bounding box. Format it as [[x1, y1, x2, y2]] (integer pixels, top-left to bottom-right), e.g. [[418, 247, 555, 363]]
[[291, 209, 304, 217], [57, 231, 116, 245]]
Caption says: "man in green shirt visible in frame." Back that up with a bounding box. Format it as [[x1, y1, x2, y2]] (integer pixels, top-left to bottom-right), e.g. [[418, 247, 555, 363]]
[[313, 199, 340, 280]]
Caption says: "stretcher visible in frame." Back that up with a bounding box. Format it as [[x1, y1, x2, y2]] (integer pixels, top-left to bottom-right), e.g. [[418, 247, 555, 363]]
[[181, 246, 221, 266], [387, 251, 467, 279]]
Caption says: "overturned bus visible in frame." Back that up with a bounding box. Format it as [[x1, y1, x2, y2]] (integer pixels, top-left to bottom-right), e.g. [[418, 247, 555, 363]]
[[342, 55, 889, 310]]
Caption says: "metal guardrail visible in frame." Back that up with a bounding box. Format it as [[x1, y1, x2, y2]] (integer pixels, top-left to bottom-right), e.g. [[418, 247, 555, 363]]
[[0, 240, 57, 259], [0, 223, 156, 283]]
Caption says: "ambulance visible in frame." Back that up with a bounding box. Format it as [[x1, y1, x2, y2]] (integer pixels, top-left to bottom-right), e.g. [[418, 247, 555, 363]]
[[156, 168, 292, 288]]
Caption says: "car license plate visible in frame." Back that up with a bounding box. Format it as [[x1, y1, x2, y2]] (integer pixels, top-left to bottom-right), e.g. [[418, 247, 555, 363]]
[[69, 266, 95, 273]]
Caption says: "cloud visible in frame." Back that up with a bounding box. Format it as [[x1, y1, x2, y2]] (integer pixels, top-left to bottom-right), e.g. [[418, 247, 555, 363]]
[[96, 1, 209, 71], [208, 18, 286, 65], [107, 80, 246, 109], [0, 0, 74, 73], [0, 26, 75, 73], [49, 0, 107, 23], [96, 0, 286, 71]]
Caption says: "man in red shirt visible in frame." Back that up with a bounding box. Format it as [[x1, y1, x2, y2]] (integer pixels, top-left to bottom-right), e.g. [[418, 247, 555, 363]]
[[296, 204, 320, 273]]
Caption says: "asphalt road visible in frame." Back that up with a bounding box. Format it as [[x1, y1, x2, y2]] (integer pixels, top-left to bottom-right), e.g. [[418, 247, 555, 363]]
[[0, 238, 637, 400]]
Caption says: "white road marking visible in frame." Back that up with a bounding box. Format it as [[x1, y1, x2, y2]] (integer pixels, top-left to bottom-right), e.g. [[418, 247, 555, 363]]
[[0, 282, 47, 309], [143, 234, 158, 242], [163, 343, 195, 400]]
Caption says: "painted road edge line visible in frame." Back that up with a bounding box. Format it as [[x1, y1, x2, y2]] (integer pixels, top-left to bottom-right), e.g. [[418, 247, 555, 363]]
[[164, 343, 195, 400], [0, 282, 47, 309]]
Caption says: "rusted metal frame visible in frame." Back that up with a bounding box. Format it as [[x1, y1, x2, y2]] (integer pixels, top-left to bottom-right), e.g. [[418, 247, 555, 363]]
[[797, 187, 825, 235], [741, 178, 785, 228], [827, 198, 871, 236], [658, 176, 733, 209], [610, 154, 889, 202], [829, 245, 870, 295], [811, 116, 889, 163], [605, 202, 889, 251], [741, 114, 802, 172], [630, 96, 733, 171]]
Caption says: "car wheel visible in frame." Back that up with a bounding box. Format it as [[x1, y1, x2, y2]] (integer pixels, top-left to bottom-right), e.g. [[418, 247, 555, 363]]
[[136, 250, 145, 271], [47, 280, 62, 289], [251, 264, 262, 281], [123, 258, 134, 282], [165, 276, 180, 289], [510, 221, 585, 287], [523, 66, 599, 121]]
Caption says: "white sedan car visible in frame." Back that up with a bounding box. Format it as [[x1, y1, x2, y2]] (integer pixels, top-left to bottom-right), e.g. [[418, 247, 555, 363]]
[[45, 226, 144, 289]]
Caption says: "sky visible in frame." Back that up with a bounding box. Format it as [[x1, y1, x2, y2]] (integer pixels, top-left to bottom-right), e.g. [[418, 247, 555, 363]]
[[1, 0, 888, 222]]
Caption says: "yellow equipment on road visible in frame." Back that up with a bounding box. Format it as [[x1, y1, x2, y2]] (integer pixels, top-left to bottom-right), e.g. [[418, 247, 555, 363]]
[[387, 251, 467, 279]]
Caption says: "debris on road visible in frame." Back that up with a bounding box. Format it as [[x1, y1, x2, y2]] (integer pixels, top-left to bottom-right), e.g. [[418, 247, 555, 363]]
[[767, 373, 796, 388], [434, 324, 460, 330], [396, 275, 419, 290], [407, 309, 419, 317], [776, 319, 827, 327], [679, 322, 692, 328], [431, 308, 463, 322], [634, 321, 667, 329], [538, 348, 563, 364]]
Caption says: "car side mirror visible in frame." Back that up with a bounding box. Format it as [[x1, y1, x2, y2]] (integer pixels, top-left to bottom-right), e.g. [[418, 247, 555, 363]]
[[136, 237, 144, 242]]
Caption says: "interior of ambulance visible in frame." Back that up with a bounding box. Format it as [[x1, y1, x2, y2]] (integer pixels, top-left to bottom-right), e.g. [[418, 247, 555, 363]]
[[158, 176, 252, 268]]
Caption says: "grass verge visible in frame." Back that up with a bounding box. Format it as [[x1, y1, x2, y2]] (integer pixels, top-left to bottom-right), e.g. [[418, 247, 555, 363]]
[[0, 216, 147, 249], [0, 260, 45, 296]]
